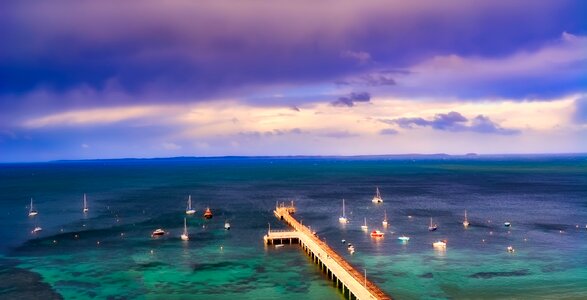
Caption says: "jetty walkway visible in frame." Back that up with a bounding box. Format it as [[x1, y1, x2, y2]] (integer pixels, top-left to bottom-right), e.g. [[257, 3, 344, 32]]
[[264, 202, 392, 300]]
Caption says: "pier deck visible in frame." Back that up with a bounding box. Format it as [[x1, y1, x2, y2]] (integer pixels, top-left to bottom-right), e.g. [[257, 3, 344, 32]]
[[264, 204, 391, 300]]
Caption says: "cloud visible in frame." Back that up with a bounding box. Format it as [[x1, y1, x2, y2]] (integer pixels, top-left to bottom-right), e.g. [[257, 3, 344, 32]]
[[379, 128, 398, 135], [162, 142, 181, 150], [340, 50, 372, 65], [319, 130, 359, 138], [383, 111, 519, 135], [335, 72, 396, 87], [331, 92, 371, 107], [574, 97, 587, 124], [81, 143, 90, 148]]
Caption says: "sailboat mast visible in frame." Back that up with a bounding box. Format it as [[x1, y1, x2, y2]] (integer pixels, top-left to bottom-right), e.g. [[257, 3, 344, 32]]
[[342, 199, 345, 217]]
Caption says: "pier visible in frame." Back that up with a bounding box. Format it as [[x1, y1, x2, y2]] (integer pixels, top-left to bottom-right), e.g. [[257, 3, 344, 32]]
[[264, 202, 392, 300]]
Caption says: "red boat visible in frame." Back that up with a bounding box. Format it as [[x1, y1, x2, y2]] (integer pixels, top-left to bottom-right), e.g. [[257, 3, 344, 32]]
[[203, 207, 213, 219], [370, 230, 384, 237]]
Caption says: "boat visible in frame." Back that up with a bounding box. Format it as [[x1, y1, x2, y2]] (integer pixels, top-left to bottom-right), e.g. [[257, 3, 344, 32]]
[[203, 207, 213, 219], [151, 228, 165, 237], [338, 199, 348, 224], [433, 240, 447, 248], [370, 230, 384, 237], [83, 194, 89, 213], [504, 222, 511, 227], [31, 226, 43, 234], [181, 218, 189, 241], [507, 246, 515, 253], [275, 244, 284, 248], [372, 187, 383, 203], [463, 209, 469, 228], [398, 235, 410, 241], [341, 239, 346, 244], [382, 210, 389, 227], [428, 217, 438, 231], [347, 243, 355, 253], [185, 195, 196, 215], [361, 217, 368, 231], [28, 198, 38, 217], [224, 220, 231, 230]]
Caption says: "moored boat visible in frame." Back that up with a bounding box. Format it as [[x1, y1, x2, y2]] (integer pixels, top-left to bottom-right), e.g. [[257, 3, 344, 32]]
[[31, 226, 43, 234], [203, 207, 213, 219], [83, 194, 89, 213], [361, 217, 368, 231], [181, 218, 189, 241], [151, 228, 165, 237], [428, 217, 438, 231], [463, 209, 469, 228], [28, 198, 38, 217], [185, 195, 196, 215], [382, 210, 388, 227], [504, 222, 511, 227], [372, 187, 383, 203], [398, 235, 410, 241], [224, 220, 231, 230], [433, 240, 447, 248], [338, 199, 348, 224], [370, 230, 384, 237]]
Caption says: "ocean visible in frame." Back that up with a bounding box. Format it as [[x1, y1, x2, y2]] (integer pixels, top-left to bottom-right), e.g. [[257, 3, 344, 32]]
[[1, 155, 586, 299]]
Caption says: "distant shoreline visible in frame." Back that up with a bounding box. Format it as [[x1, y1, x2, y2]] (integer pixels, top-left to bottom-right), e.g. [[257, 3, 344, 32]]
[[1, 153, 586, 164]]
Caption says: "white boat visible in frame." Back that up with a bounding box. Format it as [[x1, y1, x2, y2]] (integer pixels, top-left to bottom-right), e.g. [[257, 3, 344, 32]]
[[28, 198, 38, 217], [372, 187, 383, 203], [338, 199, 348, 223], [507, 246, 515, 253], [382, 210, 389, 227], [428, 217, 438, 231], [181, 218, 189, 241], [463, 210, 469, 228], [275, 244, 284, 248], [361, 217, 368, 231], [31, 226, 43, 234], [347, 243, 355, 253], [83, 194, 89, 213], [433, 240, 447, 248], [185, 195, 196, 215], [370, 230, 384, 237], [504, 222, 511, 227], [151, 228, 165, 237], [398, 235, 410, 241], [224, 220, 231, 230]]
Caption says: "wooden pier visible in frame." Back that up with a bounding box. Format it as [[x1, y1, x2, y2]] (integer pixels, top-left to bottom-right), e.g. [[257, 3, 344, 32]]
[[264, 202, 392, 300]]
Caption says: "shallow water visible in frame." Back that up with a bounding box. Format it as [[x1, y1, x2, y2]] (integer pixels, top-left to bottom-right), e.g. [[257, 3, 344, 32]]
[[1, 156, 586, 299]]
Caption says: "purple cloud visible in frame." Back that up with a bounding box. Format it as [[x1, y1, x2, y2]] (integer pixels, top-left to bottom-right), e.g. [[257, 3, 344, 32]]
[[379, 128, 399, 135], [332, 92, 371, 107], [383, 111, 518, 135]]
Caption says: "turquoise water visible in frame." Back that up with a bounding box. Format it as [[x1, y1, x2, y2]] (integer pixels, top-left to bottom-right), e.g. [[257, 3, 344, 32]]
[[1, 156, 586, 299]]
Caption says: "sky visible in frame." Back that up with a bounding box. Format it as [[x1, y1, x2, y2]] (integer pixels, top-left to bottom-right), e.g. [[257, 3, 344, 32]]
[[1, 0, 586, 162]]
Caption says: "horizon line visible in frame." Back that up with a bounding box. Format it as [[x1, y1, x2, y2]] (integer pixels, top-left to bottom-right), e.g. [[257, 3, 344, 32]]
[[1, 152, 586, 164]]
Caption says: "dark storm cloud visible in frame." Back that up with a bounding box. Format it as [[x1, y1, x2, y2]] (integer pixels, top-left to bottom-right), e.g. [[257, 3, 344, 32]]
[[382, 111, 519, 135], [0, 0, 585, 112], [331, 92, 371, 107]]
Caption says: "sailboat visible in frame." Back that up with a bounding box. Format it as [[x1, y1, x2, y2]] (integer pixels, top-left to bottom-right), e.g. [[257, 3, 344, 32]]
[[28, 198, 38, 217], [31, 226, 43, 234], [338, 199, 348, 223], [181, 218, 189, 241], [361, 217, 368, 231], [372, 187, 383, 203], [83, 194, 89, 213], [185, 195, 196, 215], [463, 210, 470, 228], [428, 217, 438, 231], [382, 210, 388, 227]]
